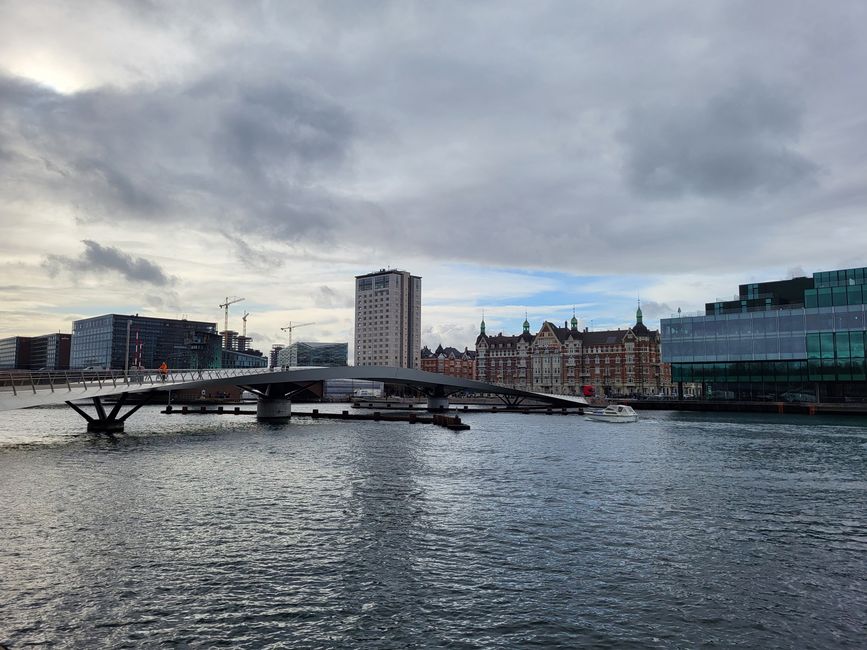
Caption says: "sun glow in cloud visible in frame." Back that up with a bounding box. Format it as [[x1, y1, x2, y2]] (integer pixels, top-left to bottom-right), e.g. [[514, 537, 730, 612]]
[[1, 1, 866, 361], [5, 57, 85, 94]]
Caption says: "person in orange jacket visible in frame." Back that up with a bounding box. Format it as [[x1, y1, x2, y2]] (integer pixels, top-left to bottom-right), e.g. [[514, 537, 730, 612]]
[[159, 361, 168, 381]]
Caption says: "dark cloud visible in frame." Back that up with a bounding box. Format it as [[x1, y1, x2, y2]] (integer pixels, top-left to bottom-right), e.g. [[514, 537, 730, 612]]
[[312, 285, 353, 308], [2, 1, 867, 279], [622, 79, 818, 198], [219, 233, 284, 272], [44, 240, 174, 285], [0, 72, 358, 241]]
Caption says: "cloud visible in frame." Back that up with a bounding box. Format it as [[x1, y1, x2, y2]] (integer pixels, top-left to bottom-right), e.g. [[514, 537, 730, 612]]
[[0, 71, 359, 242], [622, 79, 818, 199], [637, 300, 677, 321], [312, 285, 353, 308], [44, 240, 174, 286], [1, 0, 867, 318]]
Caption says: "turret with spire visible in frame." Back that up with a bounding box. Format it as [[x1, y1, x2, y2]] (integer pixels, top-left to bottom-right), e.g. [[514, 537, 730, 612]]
[[571, 306, 578, 331], [633, 298, 649, 336], [523, 311, 530, 334]]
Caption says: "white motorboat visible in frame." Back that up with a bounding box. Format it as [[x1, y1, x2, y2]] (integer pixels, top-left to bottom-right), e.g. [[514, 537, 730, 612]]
[[584, 404, 638, 423]]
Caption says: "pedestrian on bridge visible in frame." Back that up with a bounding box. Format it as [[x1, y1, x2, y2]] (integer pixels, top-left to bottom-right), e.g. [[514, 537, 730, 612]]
[[159, 361, 168, 382]]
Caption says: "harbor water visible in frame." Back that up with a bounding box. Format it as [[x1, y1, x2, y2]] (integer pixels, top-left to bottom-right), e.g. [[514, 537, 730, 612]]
[[1, 405, 866, 647]]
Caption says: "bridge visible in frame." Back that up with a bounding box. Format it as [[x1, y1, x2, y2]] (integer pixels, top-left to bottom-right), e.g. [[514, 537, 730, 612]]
[[0, 367, 588, 432]]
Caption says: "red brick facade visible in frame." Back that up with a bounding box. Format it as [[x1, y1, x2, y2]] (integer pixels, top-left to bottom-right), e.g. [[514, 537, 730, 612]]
[[420, 345, 477, 380], [475, 310, 674, 397]]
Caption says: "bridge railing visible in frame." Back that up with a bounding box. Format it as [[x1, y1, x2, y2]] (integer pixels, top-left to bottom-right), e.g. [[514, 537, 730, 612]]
[[0, 367, 272, 397]]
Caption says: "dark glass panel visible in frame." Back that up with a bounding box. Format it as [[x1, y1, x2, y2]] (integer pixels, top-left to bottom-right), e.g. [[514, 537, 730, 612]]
[[835, 332, 851, 359], [775, 361, 789, 382], [820, 332, 835, 359], [790, 360, 807, 382], [848, 285, 862, 306], [821, 358, 838, 381], [806, 333, 821, 359], [818, 288, 832, 308], [852, 358, 866, 381], [850, 331, 866, 359]]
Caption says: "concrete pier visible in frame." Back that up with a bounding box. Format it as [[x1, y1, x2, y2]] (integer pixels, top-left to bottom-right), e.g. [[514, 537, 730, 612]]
[[86, 419, 125, 433], [256, 397, 292, 422], [426, 396, 450, 412]]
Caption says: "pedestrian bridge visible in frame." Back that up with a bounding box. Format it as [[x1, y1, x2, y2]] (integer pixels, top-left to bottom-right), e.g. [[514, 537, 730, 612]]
[[0, 366, 587, 432]]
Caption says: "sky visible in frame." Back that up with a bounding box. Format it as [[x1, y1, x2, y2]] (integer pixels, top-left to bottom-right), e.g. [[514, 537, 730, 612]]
[[2, 1, 866, 360]]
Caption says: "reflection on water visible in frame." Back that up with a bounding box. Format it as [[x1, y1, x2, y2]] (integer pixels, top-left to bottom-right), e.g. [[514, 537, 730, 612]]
[[1, 406, 866, 647]]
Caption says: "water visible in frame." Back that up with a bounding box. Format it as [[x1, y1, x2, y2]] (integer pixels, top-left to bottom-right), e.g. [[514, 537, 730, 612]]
[[1, 405, 866, 647]]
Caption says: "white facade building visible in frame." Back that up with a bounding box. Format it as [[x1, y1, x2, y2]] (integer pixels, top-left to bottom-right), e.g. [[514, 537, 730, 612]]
[[354, 269, 421, 368]]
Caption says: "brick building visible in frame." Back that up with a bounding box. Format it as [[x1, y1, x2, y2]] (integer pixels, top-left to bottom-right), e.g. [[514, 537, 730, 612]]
[[475, 306, 673, 397], [420, 345, 477, 380]]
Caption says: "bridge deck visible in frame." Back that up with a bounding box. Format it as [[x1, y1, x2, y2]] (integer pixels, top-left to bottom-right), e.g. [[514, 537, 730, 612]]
[[0, 366, 588, 412]]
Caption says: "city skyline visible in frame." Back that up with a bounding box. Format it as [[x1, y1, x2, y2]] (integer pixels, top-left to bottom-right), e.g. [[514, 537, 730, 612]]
[[3, 2, 867, 356]]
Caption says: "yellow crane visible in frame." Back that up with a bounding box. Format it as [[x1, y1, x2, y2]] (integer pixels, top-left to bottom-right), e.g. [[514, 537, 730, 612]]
[[218, 296, 245, 335], [280, 321, 315, 347]]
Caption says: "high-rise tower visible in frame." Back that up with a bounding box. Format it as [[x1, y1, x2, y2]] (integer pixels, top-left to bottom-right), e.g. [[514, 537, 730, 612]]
[[354, 269, 421, 368]]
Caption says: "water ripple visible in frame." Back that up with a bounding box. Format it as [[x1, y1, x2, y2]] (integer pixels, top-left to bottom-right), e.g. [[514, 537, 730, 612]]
[[1, 407, 866, 647]]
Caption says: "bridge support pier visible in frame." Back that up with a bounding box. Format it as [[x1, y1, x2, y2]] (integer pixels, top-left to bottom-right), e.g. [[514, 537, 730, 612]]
[[87, 418, 125, 434], [256, 397, 291, 422], [66, 392, 155, 434], [427, 396, 450, 412]]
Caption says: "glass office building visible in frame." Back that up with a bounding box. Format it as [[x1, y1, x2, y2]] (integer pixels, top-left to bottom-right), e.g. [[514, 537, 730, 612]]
[[0, 334, 72, 370], [222, 349, 268, 368], [70, 314, 221, 370], [277, 342, 349, 367], [661, 266, 867, 401], [0, 337, 31, 370]]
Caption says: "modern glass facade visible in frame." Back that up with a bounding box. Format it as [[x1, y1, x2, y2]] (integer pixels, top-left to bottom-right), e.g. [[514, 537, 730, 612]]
[[30, 334, 72, 370], [277, 342, 349, 367], [222, 349, 268, 368], [662, 266, 867, 401], [0, 334, 72, 370], [70, 315, 221, 370], [0, 337, 31, 370]]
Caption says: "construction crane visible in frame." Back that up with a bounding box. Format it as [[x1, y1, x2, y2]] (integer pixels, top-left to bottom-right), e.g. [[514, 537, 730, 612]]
[[218, 296, 245, 335], [242, 311, 250, 337], [280, 321, 315, 347]]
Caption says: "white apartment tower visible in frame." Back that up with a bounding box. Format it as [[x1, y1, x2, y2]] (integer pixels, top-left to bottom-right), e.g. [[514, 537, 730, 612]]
[[354, 269, 421, 368]]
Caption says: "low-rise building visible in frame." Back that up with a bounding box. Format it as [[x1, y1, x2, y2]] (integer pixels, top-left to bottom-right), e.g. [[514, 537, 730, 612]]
[[0, 333, 72, 370], [277, 341, 348, 368], [222, 349, 268, 368], [476, 308, 672, 397], [0, 337, 32, 370], [662, 265, 867, 401], [420, 345, 477, 380]]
